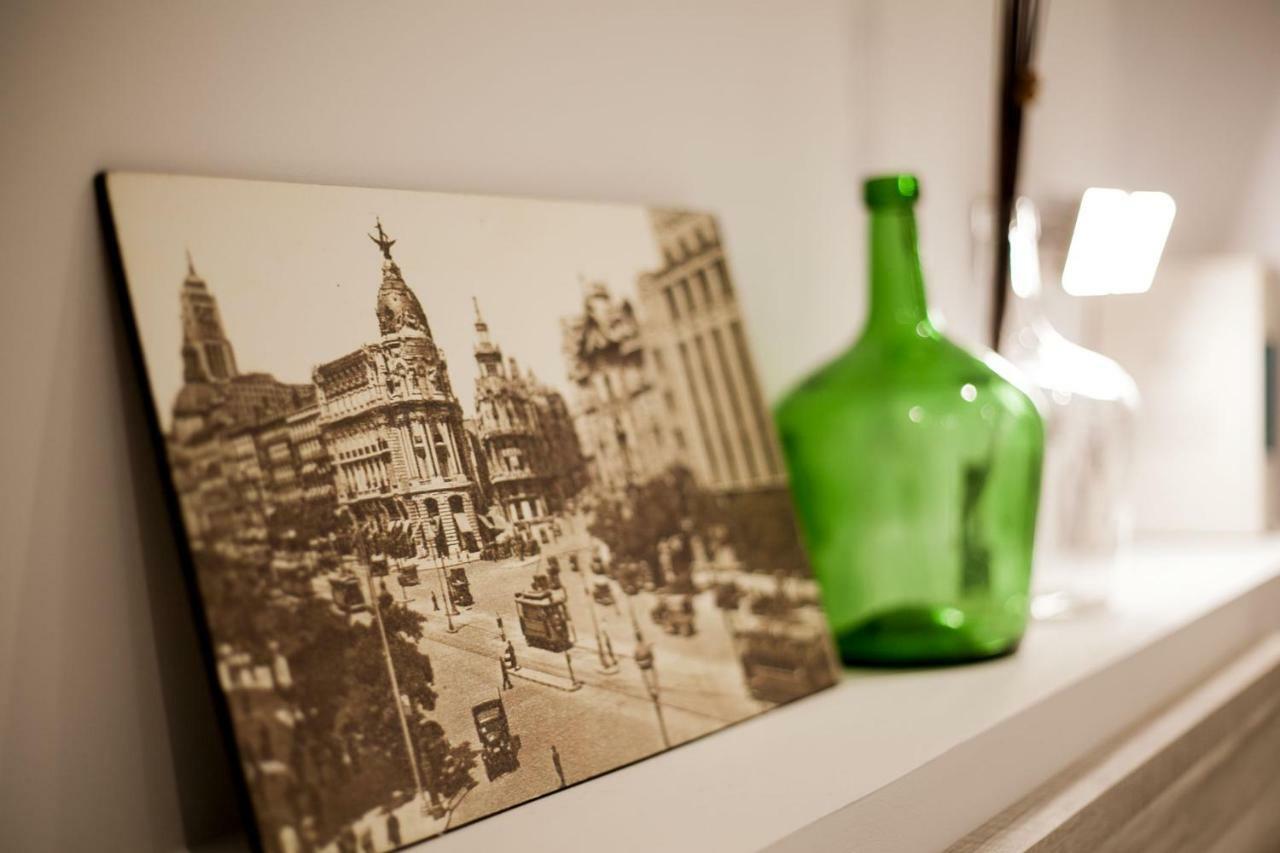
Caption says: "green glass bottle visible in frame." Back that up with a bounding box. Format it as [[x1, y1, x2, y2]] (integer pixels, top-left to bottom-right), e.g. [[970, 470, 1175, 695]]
[[777, 175, 1044, 666]]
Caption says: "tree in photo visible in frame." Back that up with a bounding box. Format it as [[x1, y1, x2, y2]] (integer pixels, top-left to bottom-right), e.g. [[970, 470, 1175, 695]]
[[415, 719, 479, 814], [588, 465, 716, 589], [717, 488, 812, 577], [198, 548, 443, 844]]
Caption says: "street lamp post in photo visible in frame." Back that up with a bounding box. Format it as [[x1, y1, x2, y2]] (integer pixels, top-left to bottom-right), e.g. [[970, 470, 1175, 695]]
[[632, 630, 669, 749], [577, 552, 618, 673], [338, 508, 431, 817], [435, 556, 457, 633], [420, 526, 458, 633]]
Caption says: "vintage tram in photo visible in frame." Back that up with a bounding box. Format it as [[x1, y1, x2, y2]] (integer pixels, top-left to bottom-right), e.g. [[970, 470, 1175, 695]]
[[514, 574, 573, 653], [735, 623, 836, 704]]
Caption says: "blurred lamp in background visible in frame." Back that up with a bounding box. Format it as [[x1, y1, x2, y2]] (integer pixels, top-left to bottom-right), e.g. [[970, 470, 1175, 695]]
[[1001, 198, 1141, 619], [1061, 188, 1176, 296]]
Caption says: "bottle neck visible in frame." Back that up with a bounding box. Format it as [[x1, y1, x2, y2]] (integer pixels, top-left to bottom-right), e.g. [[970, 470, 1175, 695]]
[[865, 206, 933, 338]]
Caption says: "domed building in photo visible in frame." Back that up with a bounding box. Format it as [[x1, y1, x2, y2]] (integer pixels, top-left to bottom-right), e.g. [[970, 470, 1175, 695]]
[[311, 221, 488, 559]]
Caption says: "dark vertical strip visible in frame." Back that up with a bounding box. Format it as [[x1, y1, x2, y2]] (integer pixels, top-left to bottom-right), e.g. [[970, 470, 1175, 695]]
[[664, 285, 681, 320], [991, 0, 1044, 350], [1266, 343, 1276, 452], [696, 268, 713, 309], [715, 258, 733, 298]]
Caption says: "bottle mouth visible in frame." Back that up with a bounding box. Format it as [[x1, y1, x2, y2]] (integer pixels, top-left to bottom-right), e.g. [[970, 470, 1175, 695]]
[[864, 174, 920, 209]]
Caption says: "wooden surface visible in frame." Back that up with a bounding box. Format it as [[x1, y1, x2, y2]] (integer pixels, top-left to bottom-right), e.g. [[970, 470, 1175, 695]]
[[946, 634, 1280, 853]]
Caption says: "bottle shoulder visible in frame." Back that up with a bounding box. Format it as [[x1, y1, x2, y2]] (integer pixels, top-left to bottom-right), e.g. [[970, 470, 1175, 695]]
[[777, 332, 1043, 432], [780, 332, 1026, 399]]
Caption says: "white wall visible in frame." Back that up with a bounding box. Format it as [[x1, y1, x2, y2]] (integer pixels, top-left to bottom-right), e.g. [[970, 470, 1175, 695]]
[[851, 0, 999, 347], [1026, 0, 1280, 258], [1093, 257, 1274, 533], [0, 1, 864, 849], [1233, 91, 1280, 268]]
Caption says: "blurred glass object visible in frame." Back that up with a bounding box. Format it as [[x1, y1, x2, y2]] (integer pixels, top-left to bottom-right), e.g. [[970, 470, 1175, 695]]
[[777, 175, 1044, 666], [1001, 198, 1140, 618], [1062, 188, 1176, 296]]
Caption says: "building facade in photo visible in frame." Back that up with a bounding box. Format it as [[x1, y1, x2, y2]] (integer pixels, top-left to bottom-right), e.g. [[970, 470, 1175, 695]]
[[254, 403, 337, 545], [561, 282, 675, 492], [637, 210, 786, 493], [472, 299, 583, 542], [168, 259, 317, 547], [312, 221, 485, 559], [529, 375, 588, 501]]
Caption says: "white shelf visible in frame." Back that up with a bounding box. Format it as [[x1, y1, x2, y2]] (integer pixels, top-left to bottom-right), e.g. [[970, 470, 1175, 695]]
[[198, 537, 1280, 853]]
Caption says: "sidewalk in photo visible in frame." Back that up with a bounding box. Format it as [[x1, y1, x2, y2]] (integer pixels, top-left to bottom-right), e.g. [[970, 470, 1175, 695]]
[[508, 664, 582, 692]]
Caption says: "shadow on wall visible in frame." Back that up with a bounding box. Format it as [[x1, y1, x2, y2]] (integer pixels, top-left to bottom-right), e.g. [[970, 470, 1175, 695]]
[[107, 230, 243, 847]]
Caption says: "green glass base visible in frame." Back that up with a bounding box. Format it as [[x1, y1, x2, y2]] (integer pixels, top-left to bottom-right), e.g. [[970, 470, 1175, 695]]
[[835, 605, 1022, 667]]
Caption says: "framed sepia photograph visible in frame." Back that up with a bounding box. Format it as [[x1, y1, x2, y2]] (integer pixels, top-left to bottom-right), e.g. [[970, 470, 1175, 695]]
[[98, 172, 838, 853]]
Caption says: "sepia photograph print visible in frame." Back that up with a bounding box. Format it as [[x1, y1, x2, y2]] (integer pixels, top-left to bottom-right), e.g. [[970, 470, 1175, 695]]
[[99, 173, 838, 853]]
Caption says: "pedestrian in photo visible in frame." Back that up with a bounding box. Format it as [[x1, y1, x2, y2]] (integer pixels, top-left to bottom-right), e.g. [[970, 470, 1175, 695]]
[[431, 590, 440, 611], [501, 658, 513, 691], [385, 811, 401, 847], [300, 816, 319, 853], [359, 825, 376, 853], [551, 745, 566, 788], [505, 640, 519, 671], [420, 653, 434, 686], [277, 823, 301, 853], [602, 630, 615, 666]]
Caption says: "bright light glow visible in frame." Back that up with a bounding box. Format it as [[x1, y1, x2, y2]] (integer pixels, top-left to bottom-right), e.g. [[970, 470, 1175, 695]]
[[1009, 197, 1043, 299], [1061, 188, 1176, 296]]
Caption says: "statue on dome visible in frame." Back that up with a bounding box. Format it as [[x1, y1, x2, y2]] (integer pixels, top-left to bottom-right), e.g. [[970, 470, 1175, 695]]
[[368, 218, 432, 339], [369, 218, 397, 260]]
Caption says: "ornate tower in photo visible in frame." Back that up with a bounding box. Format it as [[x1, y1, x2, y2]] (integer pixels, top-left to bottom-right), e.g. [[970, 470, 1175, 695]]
[[179, 252, 238, 383], [167, 254, 315, 546], [170, 254, 239, 444], [313, 220, 484, 558]]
